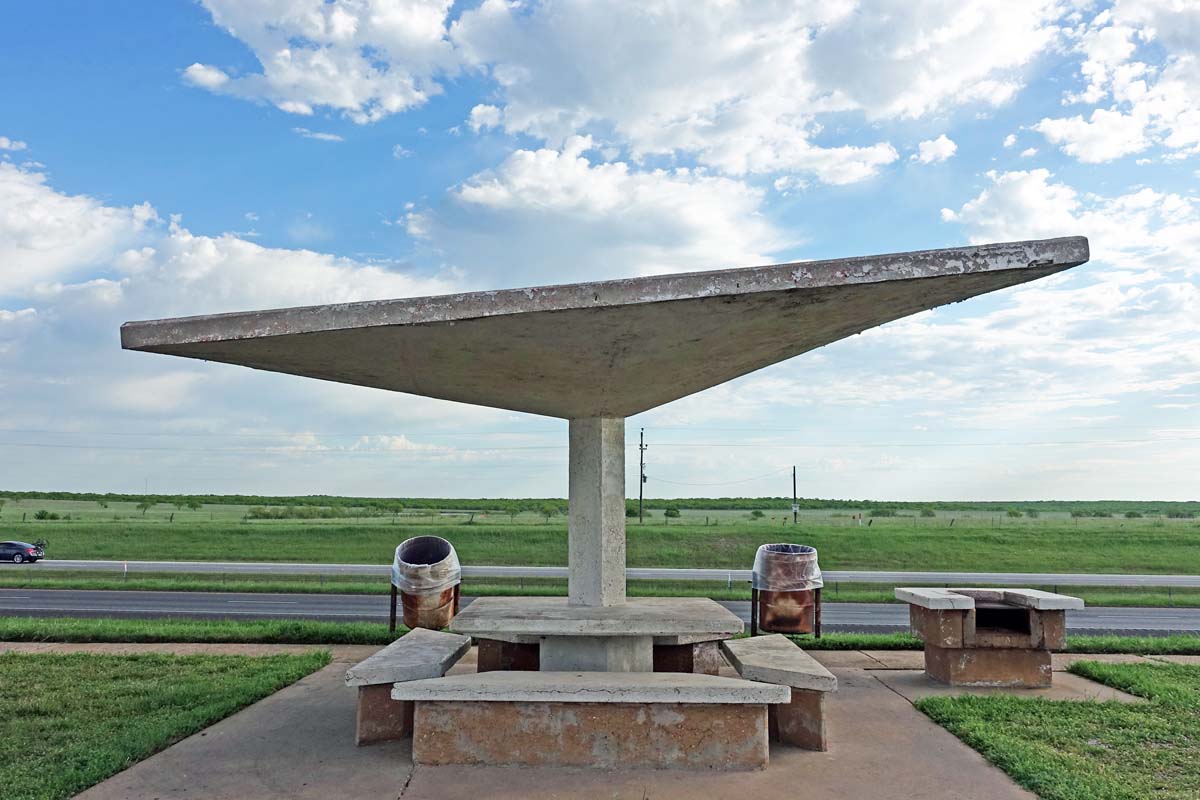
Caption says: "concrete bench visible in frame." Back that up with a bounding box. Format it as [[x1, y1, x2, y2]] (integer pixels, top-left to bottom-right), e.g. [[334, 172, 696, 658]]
[[392, 671, 790, 770], [344, 627, 471, 745], [721, 634, 837, 751]]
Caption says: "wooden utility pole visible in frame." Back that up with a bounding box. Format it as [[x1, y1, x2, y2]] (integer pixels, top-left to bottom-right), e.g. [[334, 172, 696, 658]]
[[792, 465, 798, 524], [638, 428, 647, 524]]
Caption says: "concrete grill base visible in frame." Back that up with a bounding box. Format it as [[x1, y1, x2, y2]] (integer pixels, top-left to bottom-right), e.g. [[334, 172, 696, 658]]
[[924, 645, 1053, 688], [411, 701, 770, 770], [769, 689, 827, 751], [355, 684, 413, 746]]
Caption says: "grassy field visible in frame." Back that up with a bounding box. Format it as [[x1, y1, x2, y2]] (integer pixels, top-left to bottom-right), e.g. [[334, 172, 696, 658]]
[[0, 650, 329, 800], [919, 661, 1200, 800], [2, 511, 1199, 573], [4, 615, 1200, 654], [5, 569, 1199, 607]]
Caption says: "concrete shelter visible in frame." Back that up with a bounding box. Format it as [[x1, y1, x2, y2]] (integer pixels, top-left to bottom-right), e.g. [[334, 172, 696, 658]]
[[122, 237, 1089, 669]]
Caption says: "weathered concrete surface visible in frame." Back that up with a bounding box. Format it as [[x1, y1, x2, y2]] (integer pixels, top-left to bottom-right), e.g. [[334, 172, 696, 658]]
[[874, 669, 1146, 704], [121, 237, 1089, 419], [807, 649, 890, 669], [896, 587, 981, 610], [924, 645, 1053, 687], [355, 683, 413, 745], [73, 651, 1052, 799], [76, 663, 412, 800], [344, 627, 471, 687], [412, 701, 770, 770], [654, 641, 724, 674], [897, 587, 1084, 611], [392, 671, 790, 704], [721, 634, 837, 691], [770, 688, 827, 751], [567, 417, 625, 607], [540, 634, 653, 672], [449, 596, 743, 638], [858, 650, 928, 669], [401, 668, 1039, 800], [910, 604, 969, 648]]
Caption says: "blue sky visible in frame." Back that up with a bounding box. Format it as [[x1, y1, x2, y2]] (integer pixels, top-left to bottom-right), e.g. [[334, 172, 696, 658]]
[[0, 0, 1197, 500]]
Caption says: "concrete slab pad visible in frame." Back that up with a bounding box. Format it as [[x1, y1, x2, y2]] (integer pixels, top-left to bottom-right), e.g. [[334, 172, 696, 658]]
[[807, 649, 888, 669], [861, 650, 928, 669], [77, 663, 411, 800], [392, 670, 790, 704], [344, 627, 471, 687], [1145, 654, 1200, 665], [449, 596, 743, 638], [121, 237, 1088, 419], [401, 668, 1038, 800], [1052, 653, 1151, 671], [872, 670, 1146, 704], [720, 634, 836, 691]]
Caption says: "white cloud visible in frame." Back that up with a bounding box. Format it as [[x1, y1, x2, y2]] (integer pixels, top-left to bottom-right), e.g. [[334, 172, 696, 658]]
[[468, 103, 501, 132], [413, 136, 788, 286], [105, 371, 210, 413], [1033, 107, 1150, 162], [1020, 147, 1039, 157], [449, 0, 1062, 184], [184, 0, 458, 123], [912, 134, 958, 163], [0, 155, 452, 317], [178, 1, 1068, 186], [0, 162, 157, 296], [292, 127, 344, 142], [182, 62, 230, 90], [0, 136, 28, 152], [1036, 0, 1200, 161], [392, 144, 412, 159], [1003, 133, 1018, 147], [941, 168, 1200, 275]]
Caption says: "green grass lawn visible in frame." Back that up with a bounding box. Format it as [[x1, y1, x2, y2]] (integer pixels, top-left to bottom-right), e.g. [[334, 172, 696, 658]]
[[3, 515, 1199, 574], [4, 615, 1200, 654], [4, 569, 1199, 608], [0, 651, 329, 800], [917, 661, 1200, 800]]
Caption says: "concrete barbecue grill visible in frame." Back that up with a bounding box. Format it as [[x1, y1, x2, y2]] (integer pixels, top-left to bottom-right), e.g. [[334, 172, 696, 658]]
[[123, 236, 1089, 768], [896, 587, 1086, 687]]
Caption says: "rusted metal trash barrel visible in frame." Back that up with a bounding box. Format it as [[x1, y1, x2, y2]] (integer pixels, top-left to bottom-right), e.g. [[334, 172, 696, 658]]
[[751, 543, 823, 637], [391, 536, 462, 631]]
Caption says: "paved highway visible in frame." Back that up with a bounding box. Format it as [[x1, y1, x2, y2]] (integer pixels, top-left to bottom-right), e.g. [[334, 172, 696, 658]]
[[1, 588, 1197, 635], [25, 560, 1200, 588]]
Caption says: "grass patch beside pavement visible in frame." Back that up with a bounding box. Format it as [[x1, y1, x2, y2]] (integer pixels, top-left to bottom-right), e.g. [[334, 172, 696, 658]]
[[917, 661, 1200, 800], [0, 650, 329, 800], [0, 616, 403, 644], [4, 616, 1200, 654], [7, 570, 1200, 608]]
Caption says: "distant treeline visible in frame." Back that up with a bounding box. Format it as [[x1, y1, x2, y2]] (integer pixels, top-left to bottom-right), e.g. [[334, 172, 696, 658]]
[[2, 491, 1198, 516]]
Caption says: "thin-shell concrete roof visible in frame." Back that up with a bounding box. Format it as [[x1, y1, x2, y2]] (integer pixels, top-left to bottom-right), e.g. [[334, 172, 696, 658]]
[[121, 236, 1089, 419]]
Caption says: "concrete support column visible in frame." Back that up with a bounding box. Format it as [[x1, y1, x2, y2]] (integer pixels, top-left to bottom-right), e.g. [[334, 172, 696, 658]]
[[568, 417, 626, 607]]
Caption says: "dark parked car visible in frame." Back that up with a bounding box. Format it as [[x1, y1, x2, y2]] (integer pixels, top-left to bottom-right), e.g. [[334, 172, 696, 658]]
[[0, 541, 43, 563]]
